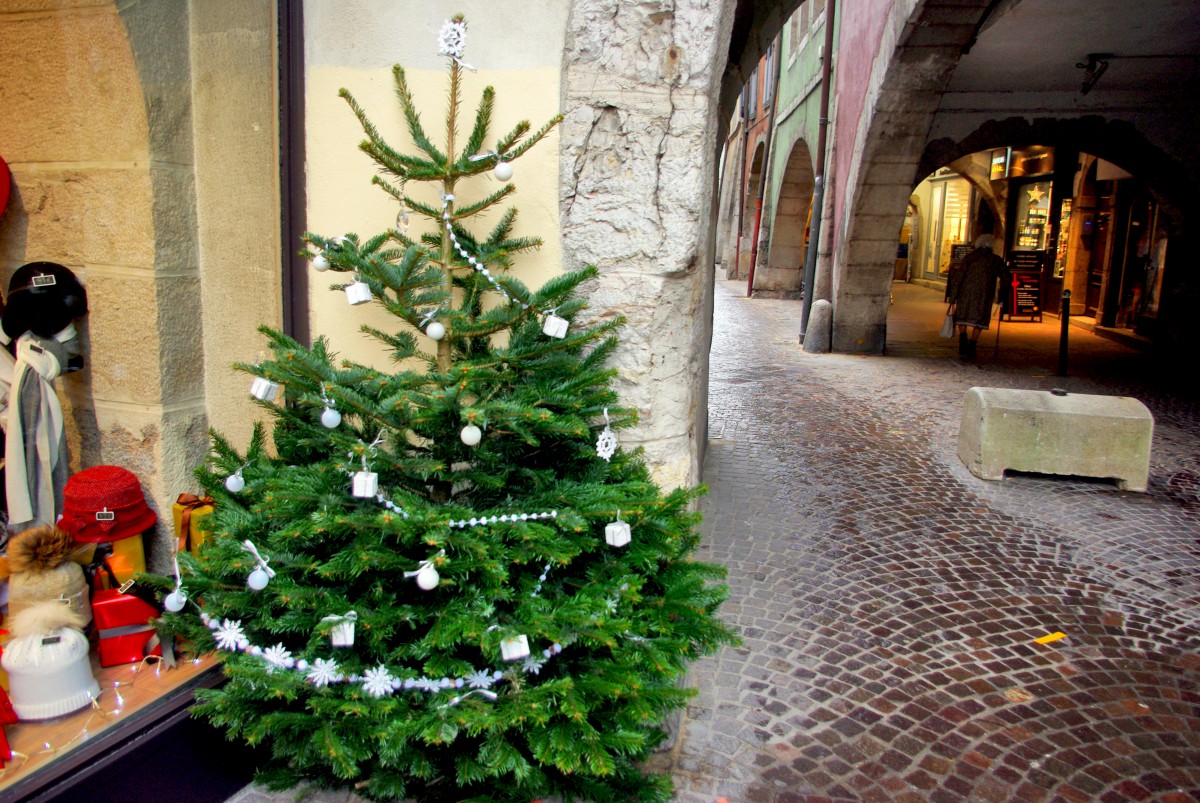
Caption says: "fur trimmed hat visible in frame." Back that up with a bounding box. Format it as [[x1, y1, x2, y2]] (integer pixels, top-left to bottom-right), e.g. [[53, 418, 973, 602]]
[[6, 525, 91, 627]]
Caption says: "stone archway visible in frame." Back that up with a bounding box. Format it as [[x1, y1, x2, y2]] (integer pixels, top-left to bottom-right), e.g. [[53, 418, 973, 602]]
[[758, 137, 814, 295], [739, 142, 767, 282], [830, 0, 983, 354]]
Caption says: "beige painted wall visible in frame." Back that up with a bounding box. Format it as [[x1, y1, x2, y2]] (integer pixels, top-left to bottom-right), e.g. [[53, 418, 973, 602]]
[[303, 2, 567, 368], [191, 2, 282, 446]]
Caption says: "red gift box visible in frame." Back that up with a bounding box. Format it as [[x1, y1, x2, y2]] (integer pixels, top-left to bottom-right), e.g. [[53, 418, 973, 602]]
[[92, 588, 162, 667]]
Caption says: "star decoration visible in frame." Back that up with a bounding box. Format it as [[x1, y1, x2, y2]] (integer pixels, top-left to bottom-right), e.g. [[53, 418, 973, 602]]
[[1027, 185, 1046, 203]]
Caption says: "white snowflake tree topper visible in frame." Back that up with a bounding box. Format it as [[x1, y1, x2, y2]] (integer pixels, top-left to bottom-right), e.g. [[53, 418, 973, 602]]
[[437, 18, 474, 70]]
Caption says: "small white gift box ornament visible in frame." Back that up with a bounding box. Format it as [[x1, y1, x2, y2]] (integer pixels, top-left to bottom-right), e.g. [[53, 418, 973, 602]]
[[345, 279, 372, 306], [605, 511, 631, 548], [352, 470, 378, 498], [542, 312, 569, 339], [500, 635, 530, 662], [250, 377, 280, 401], [321, 611, 357, 647]]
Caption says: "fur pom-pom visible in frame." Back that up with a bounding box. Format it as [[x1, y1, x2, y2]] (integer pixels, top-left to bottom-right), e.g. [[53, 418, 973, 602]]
[[7, 525, 76, 574], [6, 599, 88, 638]]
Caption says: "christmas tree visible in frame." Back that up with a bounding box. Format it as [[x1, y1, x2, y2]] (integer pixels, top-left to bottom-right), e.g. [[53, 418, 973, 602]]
[[156, 16, 734, 803]]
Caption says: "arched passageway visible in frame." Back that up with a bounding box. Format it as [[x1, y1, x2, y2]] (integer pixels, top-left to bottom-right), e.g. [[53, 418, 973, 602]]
[[756, 138, 812, 296]]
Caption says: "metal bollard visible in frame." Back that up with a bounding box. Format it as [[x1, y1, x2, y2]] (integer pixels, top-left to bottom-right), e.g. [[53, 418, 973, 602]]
[[1058, 289, 1071, 377]]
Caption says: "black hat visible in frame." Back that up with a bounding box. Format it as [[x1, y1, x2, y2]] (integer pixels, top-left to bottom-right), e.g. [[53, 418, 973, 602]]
[[3, 261, 88, 342]]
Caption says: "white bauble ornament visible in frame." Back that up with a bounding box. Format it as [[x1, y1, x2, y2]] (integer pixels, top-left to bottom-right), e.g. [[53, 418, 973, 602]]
[[425, 321, 446, 341], [460, 425, 482, 446], [164, 590, 187, 612], [312, 254, 329, 271], [321, 407, 342, 428], [225, 472, 245, 493], [247, 567, 271, 590], [416, 564, 440, 590], [493, 161, 514, 181]]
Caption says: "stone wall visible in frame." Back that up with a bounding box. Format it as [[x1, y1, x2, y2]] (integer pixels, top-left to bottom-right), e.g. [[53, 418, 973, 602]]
[[0, 0, 279, 572], [560, 0, 737, 489]]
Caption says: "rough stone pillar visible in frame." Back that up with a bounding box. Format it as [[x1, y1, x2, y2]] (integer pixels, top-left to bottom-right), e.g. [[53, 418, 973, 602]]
[[560, 0, 736, 489]]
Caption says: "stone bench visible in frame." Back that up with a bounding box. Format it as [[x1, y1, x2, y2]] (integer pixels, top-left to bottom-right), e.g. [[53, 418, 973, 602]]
[[957, 387, 1153, 492]]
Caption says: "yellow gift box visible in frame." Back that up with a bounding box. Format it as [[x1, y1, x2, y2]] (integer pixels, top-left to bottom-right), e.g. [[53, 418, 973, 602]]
[[172, 494, 215, 556], [106, 533, 147, 585]]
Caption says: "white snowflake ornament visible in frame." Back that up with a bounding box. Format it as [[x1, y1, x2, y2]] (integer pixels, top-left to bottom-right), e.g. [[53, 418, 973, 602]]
[[214, 619, 246, 652], [596, 408, 617, 461], [307, 658, 343, 688], [263, 643, 294, 670], [465, 669, 496, 690], [438, 19, 467, 59], [362, 665, 396, 698]]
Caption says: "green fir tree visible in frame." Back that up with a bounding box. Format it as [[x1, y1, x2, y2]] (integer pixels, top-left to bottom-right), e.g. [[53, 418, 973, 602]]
[[155, 15, 735, 803]]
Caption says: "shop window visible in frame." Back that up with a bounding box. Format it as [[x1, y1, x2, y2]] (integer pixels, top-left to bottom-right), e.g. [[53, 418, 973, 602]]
[[921, 175, 973, 281], [1013, 180, 1053, 251]]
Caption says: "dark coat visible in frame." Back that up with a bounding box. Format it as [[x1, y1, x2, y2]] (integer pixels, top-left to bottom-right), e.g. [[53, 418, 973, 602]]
[[949, 247, 1006, 329]]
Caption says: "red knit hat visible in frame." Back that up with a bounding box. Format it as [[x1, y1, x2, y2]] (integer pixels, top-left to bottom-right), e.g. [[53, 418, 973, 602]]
[[57, 466, 157, 543]]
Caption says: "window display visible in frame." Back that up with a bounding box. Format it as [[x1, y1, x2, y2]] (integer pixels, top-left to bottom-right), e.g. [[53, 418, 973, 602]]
[[1014, 181, 1052, 251]]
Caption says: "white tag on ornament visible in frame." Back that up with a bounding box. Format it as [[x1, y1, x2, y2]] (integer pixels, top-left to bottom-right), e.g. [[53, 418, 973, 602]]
[[605, 520, 632, 547], [345, 281, 372, 306], [250, 377, 280, 401], [500, 635, 530, 662], [542, 314, 569, 339], [351, 471, 378, 498]]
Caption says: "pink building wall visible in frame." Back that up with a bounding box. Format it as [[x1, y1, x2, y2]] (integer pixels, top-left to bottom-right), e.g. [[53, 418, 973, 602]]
[[832, 0, 893, 240]]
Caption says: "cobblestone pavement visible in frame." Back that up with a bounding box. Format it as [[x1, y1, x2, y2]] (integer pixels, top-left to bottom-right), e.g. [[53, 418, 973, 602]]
[[648, 279, 1200, 803], [230, 278, 1199, 803]]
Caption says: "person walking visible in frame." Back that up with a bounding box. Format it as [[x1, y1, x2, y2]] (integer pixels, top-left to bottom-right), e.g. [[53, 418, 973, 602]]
[[947, 234, 1006, 360]]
